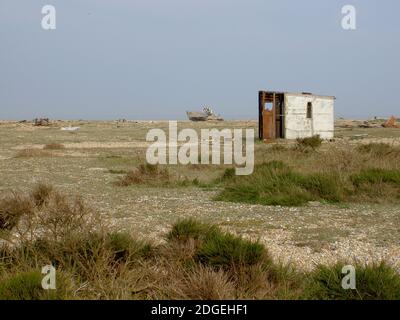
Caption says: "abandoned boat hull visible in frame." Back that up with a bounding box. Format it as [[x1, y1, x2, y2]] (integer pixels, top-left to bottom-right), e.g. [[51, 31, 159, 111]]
[[186, 111, 224, 122]]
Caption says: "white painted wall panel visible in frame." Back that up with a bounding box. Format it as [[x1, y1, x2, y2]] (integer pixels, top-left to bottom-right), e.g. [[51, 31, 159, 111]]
[[284, 94, 334, 139]]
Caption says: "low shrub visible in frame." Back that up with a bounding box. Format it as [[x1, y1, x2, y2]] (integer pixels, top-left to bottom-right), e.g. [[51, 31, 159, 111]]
[[168, 219, 269, 270], [296, 135, 323, 151], [0, 193, 33, 230], [0, 271, 71, 300], [49, 232, 113, 282], [181, 265, 235, 300], [216, 161, 343, 207], [351, 168, 400, 187], [35, 192, 98, 242], [196, 231, 268, 270], [0, 271, 45, 300], [220, 168, 236, 181], [297, 174, 342, 203], [31, 182, 53, 208], [167, 219, 218, 243], [106, 232, 153, 263], [116, 164, 170, 186], [303, 262, 400, 300], [28, 231, 153, 282]]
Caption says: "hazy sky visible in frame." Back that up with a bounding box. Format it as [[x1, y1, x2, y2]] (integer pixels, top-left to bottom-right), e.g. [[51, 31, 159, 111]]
[[0, 0, 399, 120]]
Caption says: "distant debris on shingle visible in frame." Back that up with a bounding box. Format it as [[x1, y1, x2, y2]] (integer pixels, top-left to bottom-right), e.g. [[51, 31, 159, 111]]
[[61, 125, 80, 132], [382, 116, 400, 128], [33, 118, 50, 126]]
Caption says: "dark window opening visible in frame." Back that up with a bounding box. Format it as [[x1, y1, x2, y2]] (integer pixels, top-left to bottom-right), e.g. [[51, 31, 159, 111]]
[[307, 102, 312, 119]]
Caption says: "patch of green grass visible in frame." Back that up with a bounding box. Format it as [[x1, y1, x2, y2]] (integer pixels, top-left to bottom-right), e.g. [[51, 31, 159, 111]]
[[196, 231, 268, 270], [0, 271, 70, 300], [167, 219, 270, 270], [297, 174, 342, 203], [216, 161, 400, 206], [167, 219, 218, 242], [351, 168, 400, 187], [106, 232, 153, 263], [0, 272, 44, 300], [215, 161, 343, 207], [303, 262, 400, 300]]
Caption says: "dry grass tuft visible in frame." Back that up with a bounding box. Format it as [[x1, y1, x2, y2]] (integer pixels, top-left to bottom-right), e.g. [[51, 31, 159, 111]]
[[43, 143, 65, 150], [181, 265, 236, 300], [357, 143, 400, 157], [31, 183, 53, 208], [116, 164, 170, 186], [296, 135, 323, 151], [0, 193, 34, 231], [30, 192, 100, 242]]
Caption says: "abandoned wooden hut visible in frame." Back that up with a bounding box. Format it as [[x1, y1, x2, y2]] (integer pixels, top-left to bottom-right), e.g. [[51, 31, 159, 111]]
[[258, 91, 335, 140]]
